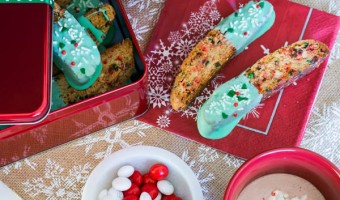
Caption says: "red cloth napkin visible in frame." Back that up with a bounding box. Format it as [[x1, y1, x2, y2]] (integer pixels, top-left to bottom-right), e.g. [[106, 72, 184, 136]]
[[138, 0, 340, 159]]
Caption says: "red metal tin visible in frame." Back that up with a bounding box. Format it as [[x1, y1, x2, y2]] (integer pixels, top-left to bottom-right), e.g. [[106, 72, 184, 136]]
[[0, 0, 149, 167], [0, 3, 52, 124]]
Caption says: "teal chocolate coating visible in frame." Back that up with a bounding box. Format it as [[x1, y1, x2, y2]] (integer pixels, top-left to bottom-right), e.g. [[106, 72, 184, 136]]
[[51, 79, 67, 111], [52, 10, 102, 90], [215, 0, 275, 55], [197, 73, 262, 139], [66, 0, 103, 17], [77, 8, 111, 44]]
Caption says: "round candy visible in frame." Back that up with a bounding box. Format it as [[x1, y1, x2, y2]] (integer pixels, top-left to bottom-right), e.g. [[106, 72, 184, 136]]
[[123, 195, 138, 200], [157, 180, 174, 195], [141, 183, 159, 199], [123, 183, 141, 197], [108, 187, 123, 199], [142, 174, 157, 185], [149, 163, 169, 180], [118, 165, 135, 178], [112, 177, 132, 191], [140, 192, 152, 200], [98, 189, 108, 200], [129, 170, 143, 186], [154, 192, 162, 200]]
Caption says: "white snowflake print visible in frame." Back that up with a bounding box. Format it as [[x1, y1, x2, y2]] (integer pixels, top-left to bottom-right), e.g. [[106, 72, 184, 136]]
[[244, 103, 264, 119], [23, 159, 91, 199], [2, 158, 37, 176], [159, 60, 174, 73], [127, 0, 165, 12], [198, 145, 219, 163], [74, 121, 152, 159], [301, 103, 340, 168], [156, 115, 171, 128], [168, 31, 182, 43], [151, 40, 176, 66], [127, 14, 150, 42], [174, 38, 196, 57], [329, 0, 340, 16], [181, 149, 215, 196], [149, 85, 170, 108], [261, 44, 270, 55], [223, 154, 245, 168]]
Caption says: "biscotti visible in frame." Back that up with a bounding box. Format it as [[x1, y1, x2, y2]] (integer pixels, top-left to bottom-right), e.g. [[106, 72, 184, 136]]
[[170, 0, 275, 111], [197, 40, 329, 140], [78, 4, 116, 45], [52, 3, 102, 90], [53, 39, 135, 105]]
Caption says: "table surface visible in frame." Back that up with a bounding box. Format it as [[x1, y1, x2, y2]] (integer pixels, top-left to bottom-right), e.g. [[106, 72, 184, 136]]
[[0, 0, 339, 199]]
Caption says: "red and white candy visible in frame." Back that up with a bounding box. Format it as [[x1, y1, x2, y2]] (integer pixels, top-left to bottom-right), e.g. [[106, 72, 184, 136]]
[[97, 163, 182, 200]]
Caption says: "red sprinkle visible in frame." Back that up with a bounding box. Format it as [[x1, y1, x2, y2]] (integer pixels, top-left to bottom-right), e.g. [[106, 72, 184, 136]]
[[61, 50, 66, 55], [234, 102, 238, 107], [71, 61, 75, 66], [235, 91, 240, 96], [115, 56, 121, 61], [103, 60, 108, 65], [256, 4, 261, 8], [74, 43, 79, 47], [244, 32, 248, 36], [233, 113, 238, 117]]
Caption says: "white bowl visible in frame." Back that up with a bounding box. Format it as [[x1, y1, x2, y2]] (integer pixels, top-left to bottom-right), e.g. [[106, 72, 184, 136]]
[[82, 145, 203, 200]]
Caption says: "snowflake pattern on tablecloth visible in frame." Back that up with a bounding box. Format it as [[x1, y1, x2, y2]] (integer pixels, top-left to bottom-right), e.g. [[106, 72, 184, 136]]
[[301, 102, 340, 168], [74, 121, 152, 159], [329, 0, 340, 16], [23, 159, 91, 199], [223, 154, 245, 168], [2, 159, 37, 176], [198, 145, 219, 163], [181, 149, 215, 196]]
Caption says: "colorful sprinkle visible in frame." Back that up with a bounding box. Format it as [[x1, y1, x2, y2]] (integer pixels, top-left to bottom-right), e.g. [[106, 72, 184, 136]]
[[243, 32, 248, 36], [242, 83, 247, 89], [227, 90, 236, 97], [61, 50, 66, 55], [71, 61, 76, 66], [59, 42, 65, 49], [80, 68, 86, 74], [235, 91, 240, 96], [74, 43, 79, 47], [227, 28, 234, 33], [260, 2, 265, 8], [234, 102, 238, 107], [222, 112, 228, 119], [248, 73, 254, 79], [233, 113, 238, 117]]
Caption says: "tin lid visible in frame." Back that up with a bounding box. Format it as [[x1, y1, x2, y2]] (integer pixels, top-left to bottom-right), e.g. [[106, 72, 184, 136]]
[[0, 3, 52, 124]]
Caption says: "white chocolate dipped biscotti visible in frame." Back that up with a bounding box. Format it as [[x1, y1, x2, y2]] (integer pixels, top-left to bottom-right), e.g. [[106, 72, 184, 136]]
[[197, 40, 329, 139], [170, 0, 275, 111]]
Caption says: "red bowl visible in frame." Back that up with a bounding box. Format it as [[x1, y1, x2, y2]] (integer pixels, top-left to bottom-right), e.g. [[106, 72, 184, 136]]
[[224, 148, 340, 200]]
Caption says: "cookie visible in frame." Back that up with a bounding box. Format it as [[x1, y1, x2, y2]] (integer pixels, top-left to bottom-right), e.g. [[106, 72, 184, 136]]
[[53, 38, 135, 104], [170, 0, 275, 111], [197, 40, 329, 140]]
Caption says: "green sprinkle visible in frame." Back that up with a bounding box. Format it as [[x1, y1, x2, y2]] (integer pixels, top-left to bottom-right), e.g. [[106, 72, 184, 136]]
[[248, 73, 254, 79], [234, 12, 238, 17], [260, 2, 265, 8], [306, 60, 312, 63], [265, 89, 270, 93], [289, 70, 294, 76], [242, 83, 247, 89], [205, 61, 210, 66], [186, 83, 191, 86], [303, 42, 309, 48], [237, 96, 249, 101], [227, 28, 234, 33], [227, 90, 236, 97], [59, 42, 65, 49], [71, 40, 77, 44], [222, 113, 228, 119], [80, 68, 86, 74], [61, 27, 68, 32]]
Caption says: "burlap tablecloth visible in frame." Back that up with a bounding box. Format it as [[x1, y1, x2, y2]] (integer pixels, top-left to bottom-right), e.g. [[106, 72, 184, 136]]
[[0, 0, 339, 199]]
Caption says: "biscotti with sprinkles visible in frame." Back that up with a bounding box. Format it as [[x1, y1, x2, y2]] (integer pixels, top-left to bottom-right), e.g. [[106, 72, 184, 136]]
[[54, 39, 135, 104], [170, 0, 275, 111], [79, 4, 116, 45], [197, 40, 329, 140], [245, 39, 329, 99]]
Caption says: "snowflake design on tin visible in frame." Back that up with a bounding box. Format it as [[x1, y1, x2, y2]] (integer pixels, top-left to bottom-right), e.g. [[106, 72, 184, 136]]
[[209, 10, 221, 21], [156, 115, 171, 128], [181, 149, 215, 196], [151, 40, 176, 66], [23, 159, 91, 199], [198, 145, 219, 163], [301, 103, 340, 168], [74, 121, 152, 159], [149, 86, 170, 108], [160, 60, 174, 73], [223, 154, 245, 168]]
